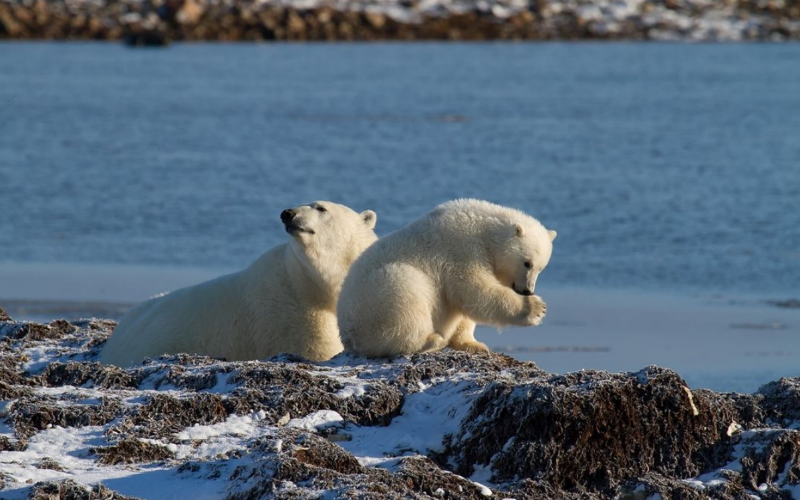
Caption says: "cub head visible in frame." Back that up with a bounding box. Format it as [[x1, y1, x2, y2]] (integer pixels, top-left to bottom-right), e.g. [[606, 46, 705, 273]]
[[491, 220, 557, 296], [281, 200, 378, 279]]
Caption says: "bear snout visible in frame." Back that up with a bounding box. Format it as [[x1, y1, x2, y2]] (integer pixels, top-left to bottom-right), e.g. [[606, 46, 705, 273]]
[[512, 282, 534, 296], [281, 209, 296, 224]]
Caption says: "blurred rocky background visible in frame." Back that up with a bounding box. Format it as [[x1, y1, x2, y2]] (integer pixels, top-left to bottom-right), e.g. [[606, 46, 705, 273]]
[[0, 0, 799, 43]]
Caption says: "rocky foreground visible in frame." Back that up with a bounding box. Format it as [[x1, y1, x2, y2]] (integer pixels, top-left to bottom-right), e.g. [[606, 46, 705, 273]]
[[1, 0, 800, 42], [1, 305, 800, 500]]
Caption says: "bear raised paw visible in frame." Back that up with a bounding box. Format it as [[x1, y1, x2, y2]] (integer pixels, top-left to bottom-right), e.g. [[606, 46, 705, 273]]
[[337, 199, 556, 358], [99, 201, 378, 366]]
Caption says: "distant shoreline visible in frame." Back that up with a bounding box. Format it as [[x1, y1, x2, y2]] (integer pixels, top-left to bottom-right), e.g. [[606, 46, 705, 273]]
[[1, 0, 799, 43]]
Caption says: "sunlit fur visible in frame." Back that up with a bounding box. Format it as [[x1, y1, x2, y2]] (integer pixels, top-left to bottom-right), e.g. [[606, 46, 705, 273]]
[[100, 201, 378, 366], [338, 199, 556, 358]]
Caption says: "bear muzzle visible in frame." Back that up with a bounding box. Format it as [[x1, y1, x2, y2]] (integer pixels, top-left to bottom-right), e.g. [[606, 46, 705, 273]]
[[281, 209, 315, 235], [512, 282, 534, 296]]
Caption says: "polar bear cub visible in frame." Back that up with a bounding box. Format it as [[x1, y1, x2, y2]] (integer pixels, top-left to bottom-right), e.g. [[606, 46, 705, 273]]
[[337, 199, 556, 358], [99, 201, 378, 366]]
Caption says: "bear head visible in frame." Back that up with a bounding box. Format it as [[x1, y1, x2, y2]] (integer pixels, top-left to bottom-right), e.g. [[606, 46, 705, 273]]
[[491, 219, 557, 297], [281, 200, 378, 287]]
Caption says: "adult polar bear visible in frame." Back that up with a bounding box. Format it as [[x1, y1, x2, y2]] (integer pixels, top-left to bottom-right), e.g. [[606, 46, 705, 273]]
[[338, 199, 556, 357], [100, 201, 378, 366]]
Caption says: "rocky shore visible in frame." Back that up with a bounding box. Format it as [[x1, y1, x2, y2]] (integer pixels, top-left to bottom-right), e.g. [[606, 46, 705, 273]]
[[1, 0, 799, 42], [1, 304, 799, 499]]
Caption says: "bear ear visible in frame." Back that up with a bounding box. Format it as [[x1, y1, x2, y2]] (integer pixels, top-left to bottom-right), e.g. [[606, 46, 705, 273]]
[[361, 210, 377, 229], [548, 229, 557, 242], [513, 224, 524, 237]]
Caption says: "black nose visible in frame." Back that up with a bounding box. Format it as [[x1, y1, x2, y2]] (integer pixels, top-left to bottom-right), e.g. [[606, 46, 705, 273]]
[[521, 288, 533, 296], [280, 209, 295, 224]]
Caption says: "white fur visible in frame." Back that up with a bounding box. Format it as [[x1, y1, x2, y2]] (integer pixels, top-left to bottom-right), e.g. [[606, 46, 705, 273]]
[[99, 201, 378, 366], [337, 199, 556, 358]]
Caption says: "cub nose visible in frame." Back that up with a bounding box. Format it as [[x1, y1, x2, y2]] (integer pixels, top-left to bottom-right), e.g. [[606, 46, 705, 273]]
[[521, 288, 533, 296], [280, 209, 295, 224]]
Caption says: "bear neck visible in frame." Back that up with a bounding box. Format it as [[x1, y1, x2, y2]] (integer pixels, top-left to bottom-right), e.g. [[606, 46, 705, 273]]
[[285, 241, 351, 309]]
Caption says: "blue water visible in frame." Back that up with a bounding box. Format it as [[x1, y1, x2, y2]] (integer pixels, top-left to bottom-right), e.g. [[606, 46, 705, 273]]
[[1, 42, 799, 295]]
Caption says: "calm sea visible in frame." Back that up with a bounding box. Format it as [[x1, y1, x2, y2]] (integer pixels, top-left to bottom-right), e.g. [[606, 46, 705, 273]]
[[1, 42, 799, 295]]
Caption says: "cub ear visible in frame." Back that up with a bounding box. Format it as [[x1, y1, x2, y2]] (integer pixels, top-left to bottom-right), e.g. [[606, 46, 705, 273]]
[[361, 210, 377, 229], [513, 224, 524, 237], [548, 229, 557, 242]]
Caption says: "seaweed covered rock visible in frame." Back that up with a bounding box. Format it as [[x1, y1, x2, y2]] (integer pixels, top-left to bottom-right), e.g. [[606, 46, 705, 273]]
[[224, 362, 405, 427], [445, 365, 778, 494], [91, 438, 175, 465], [0, 313, 798, 499], [109, 393, 228, 440], [223, 430, 500, 500], [757, 377, 800, 425], [2, 319, 76, 341], [28, 479, 139, 500], [41, 361, 143, 390], [11, 395, 123, 440]]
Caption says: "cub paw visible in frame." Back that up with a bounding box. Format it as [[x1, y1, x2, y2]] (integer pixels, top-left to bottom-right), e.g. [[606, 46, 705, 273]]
[[521, 295, 547, 326], [453, 340, 490, 355], [420, 333, 448, 353]]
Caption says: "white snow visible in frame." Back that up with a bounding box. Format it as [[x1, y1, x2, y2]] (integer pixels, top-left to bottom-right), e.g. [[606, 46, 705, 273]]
[[285, 410, 345, 432], [338, 380, 480, 467]]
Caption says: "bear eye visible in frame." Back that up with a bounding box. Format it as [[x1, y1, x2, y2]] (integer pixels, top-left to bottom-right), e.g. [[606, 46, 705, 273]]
[[316, 206, 327, 213], [524, 261, 532, 269]]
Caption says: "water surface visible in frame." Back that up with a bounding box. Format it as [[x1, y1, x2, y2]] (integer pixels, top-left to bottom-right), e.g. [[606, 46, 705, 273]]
[[1, 42, 799, 293]]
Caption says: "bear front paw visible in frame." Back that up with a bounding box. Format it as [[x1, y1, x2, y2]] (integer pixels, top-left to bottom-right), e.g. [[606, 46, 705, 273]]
[[520, 295, 547, 326]]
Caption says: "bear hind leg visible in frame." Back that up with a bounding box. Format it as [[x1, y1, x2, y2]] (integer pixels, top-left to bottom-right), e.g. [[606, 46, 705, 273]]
[[420, 333, 448, 353], [448, 318, 489, 354]]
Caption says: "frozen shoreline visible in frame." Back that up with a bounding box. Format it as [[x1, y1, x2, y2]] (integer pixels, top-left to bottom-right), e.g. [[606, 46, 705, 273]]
[[1, 261, 798, 393]]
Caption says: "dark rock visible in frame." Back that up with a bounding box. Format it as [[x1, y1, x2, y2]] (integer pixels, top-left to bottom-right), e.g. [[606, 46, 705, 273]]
[[396, 349, 544, 389], [619, 472, 765, 500], [758, 377, 800, 424], [3, 322, 56, 341], [48, 319, 77, 337], [226, 362, 404, 426], [0, 379, 32, 400], [34, 458, 65, 471], [0, 435, 24, 452], [739, 429, 800, 491], [395, 455, 500, 499], [275, 430, 364, 475], [11, 395, 123, 439], [0, 353, 31, 389], [142, 360, 232, 391], [91, 438, 175, 465], [446, 366, 758, 491], [108, 393, 227, 440], [28, 479, 141, 499], [224, 430, 489, 500], [72, 318, 117, 332], [41, 361, 142, 390], [2, 319, 76, 341]]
